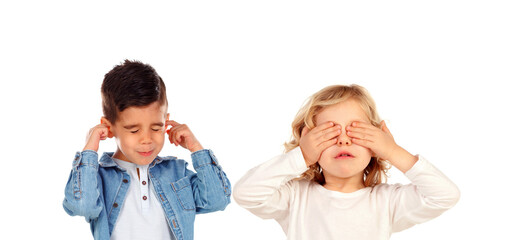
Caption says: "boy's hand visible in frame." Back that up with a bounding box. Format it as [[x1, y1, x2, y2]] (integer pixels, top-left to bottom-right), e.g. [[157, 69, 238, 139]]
[[299, 122, 342, 167], [166, 120, 203, 153], [83, 124, 111, 152], [346, 120, 417, 172]]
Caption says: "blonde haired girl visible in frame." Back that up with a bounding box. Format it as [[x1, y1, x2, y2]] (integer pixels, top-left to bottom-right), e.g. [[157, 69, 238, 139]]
[[234, 84, 460, 240]]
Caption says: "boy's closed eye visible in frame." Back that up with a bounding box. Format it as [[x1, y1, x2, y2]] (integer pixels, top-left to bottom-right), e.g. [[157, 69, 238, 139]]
[[124, 122, 164, 133], [124, 124, 140, 133], [151, 122, 165, 132], [129, 129, 161, 133]]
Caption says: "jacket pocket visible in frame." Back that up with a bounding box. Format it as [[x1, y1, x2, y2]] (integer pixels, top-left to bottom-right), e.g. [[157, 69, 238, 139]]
[[171, 176, 196, 211]]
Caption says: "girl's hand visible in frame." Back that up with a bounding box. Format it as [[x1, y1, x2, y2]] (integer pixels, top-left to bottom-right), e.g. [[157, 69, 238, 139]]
[[346, 120, 397, 161], [299, 122, 342, 167], [83, 123, 112, 152], [166, 120, 203, 153], [346, 120, 417, 172]]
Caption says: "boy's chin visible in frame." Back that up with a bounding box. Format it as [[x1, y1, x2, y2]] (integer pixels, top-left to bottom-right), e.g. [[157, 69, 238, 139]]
[[126, 152, 158, 165], [132, 159, 154, 166]]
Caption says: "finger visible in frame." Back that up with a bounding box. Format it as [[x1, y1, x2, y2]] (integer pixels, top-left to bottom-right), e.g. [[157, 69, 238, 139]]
[[167, 121, 180, 145], [317, 138, 338, 151], [347, 122, 377, 135], [166, 131, 173, 144], [301, 126, 310, 137], [319, 126, 342, 142], [346, 127, 375, 138], [101, 125, 114, 139], [310, 121, 335, 134], [100, 136, 107, 141], [167, 120, 180, 127], [99, 128, 109, 139], [173, 129, 183, 142], [96, 127, 109, 138], [350, 121, 378, 130], [347, 130, 374, 142], [165, 120, 173, 131], [170, 127, 180, 146], [167, 132, 174, 145], [351, 137, 372, 148], [93, 124, 109, 137], [380, 120, 393, 136], [173, 125, 188, 145], [167, 127, 180, 146], [311, 123, 340, 140]]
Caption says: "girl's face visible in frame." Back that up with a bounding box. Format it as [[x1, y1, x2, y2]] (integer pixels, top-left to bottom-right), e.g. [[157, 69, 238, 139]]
[[315, 98, 373, 187]]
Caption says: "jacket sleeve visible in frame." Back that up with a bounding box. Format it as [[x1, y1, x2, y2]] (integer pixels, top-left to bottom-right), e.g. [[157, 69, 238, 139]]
[[187, 149, 231, 214], [390, 155, 461, 232], [233, 147, 308, 220], [62, 150, 103, 222]]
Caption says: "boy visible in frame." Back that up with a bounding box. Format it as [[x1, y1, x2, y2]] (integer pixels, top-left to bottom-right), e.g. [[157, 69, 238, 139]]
[[63, 60, 231, 240]]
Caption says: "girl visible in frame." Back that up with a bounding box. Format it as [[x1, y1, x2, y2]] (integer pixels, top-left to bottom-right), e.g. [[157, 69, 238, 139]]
[[233, 84, 460, 240]]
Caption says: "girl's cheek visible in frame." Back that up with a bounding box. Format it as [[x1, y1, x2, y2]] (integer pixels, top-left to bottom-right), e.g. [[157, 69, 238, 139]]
[[321, 146, 336, 157]]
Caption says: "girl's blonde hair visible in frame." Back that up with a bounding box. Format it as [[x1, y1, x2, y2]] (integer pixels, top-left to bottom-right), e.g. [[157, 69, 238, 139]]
[[284, 84, 390, 187]]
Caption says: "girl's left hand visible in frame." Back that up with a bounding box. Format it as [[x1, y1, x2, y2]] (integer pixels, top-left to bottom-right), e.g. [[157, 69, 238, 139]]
[[346, 120, 398, 161]]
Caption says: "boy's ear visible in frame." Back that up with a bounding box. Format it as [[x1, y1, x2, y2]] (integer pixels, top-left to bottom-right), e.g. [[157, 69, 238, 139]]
[[165, 113, 170, 129], [100, 117, 115, 138]]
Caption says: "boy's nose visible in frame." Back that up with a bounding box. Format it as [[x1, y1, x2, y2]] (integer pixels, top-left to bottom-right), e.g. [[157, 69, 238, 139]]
[[140, 131, 152, 144]]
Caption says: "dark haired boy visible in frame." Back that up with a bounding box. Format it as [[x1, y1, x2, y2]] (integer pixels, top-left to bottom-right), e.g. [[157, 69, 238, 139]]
[[63, 60, 231, 240]]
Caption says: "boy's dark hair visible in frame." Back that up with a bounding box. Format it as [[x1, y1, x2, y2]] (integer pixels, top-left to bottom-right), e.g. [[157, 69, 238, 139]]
[[101, 60, 167, 124]]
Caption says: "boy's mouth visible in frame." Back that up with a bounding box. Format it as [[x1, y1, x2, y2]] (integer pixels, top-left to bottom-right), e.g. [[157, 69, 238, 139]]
[[335, 151, 354, 159], [138, 151, 153, 157]]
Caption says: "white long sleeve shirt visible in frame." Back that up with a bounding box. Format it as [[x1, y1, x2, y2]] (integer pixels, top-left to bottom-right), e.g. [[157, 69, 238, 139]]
[[233, 147, 460, 240]]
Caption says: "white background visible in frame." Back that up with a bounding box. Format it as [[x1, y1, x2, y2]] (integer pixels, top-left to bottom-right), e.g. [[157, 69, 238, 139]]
[[1, 0, 509, 239]]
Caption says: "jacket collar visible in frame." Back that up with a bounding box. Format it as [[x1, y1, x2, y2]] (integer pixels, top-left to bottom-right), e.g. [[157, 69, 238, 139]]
[[99, 152, 176, 169]]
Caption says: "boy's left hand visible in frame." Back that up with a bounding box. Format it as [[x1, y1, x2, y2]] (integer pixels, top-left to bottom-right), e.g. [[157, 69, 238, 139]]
[[166, 120, 204, 153], [346, 120, 398, 161]]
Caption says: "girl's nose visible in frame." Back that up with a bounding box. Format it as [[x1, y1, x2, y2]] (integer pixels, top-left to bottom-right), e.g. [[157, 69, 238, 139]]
[[337, 128, 352, 146]]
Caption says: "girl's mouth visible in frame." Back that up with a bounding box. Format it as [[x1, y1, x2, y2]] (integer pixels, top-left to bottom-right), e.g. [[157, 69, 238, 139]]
[[335, 151, 354, 159]]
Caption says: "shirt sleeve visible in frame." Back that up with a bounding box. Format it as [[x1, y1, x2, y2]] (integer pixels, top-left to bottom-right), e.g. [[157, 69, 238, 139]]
[[233, 147, 309, 219], [188, 149, 231, 214], [390, 155, 461, 232], [62, 150, 103, 222]]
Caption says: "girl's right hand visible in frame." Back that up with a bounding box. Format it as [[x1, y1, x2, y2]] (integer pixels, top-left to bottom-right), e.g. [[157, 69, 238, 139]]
[[83, 124, 111, 152], [299, 122, 341, 167]]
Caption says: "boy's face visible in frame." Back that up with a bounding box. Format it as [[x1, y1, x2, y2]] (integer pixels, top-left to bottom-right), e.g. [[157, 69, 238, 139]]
[[105, 101, 168, 165]]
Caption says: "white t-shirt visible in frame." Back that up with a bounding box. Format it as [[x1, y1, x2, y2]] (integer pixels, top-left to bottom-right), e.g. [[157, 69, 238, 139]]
[[234, 147, 460, 240], [111, 159, 176, 240]]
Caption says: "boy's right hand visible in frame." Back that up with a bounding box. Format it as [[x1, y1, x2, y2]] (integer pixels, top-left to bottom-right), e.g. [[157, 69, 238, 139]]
[[299, 122, 341, 167], [83, 124, 111, 152]]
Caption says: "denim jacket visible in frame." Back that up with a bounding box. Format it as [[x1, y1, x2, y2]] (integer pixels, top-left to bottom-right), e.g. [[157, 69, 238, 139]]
[[63, 149, 231, 240]]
